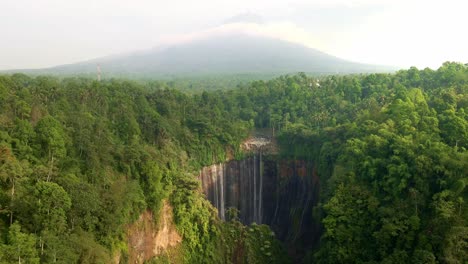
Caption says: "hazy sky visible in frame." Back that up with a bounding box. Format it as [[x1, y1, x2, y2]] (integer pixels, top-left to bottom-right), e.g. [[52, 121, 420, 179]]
[[1, 0, 467, 70]]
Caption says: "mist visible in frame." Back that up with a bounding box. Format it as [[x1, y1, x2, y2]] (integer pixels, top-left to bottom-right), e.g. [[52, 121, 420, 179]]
[[1, 0, 467, 70]]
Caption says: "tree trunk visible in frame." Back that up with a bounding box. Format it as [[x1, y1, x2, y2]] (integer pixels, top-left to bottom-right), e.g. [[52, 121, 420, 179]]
[[47, 155, 54, 182], [11, 179, 15, 197], [40, 237, 44, 255]]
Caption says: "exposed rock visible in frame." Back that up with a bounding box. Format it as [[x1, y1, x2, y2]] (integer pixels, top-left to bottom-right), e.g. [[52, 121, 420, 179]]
[[241, 136, 278, 154], [242, 137, 270, 150], [126, 200, 182, 264], [199, 154, 320, 259], [113, 252, 121, 264], [153, 201, 182, 255]]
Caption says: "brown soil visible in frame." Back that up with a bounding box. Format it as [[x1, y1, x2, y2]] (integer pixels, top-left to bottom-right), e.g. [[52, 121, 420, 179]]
[[126, 200, 182, 264], [241, 136, 278, 154]]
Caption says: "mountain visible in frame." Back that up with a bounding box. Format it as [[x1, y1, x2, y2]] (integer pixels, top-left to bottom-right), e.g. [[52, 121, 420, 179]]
[[8, 33, 395, 78]]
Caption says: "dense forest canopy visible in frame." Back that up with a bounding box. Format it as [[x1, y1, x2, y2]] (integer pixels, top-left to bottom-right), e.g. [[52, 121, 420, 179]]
[[0, 62, 467, 263]]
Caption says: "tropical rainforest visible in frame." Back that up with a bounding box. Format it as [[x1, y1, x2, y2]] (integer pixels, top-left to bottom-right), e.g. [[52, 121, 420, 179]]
[[0, 62, 467, 263]]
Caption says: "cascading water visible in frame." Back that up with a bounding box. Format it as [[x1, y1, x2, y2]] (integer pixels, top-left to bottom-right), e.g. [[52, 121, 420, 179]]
[[199, 149, 321, 257], [200, 153, 264, 224]]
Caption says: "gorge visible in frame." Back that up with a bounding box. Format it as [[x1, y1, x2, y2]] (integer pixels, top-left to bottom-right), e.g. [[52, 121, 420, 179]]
[[1, 65, 467, 263], [199, 137, 321, 257]]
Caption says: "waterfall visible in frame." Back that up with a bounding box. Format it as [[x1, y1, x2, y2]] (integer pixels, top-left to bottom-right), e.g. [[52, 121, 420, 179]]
[[219, 163, 225, 220], [253, 154, 257, 223], [212, 164, 218, 213], [259, 151, 263, 223], [200, 153, 266, 224], [200, 155, 320, 254], [240, 159, 246, 223]]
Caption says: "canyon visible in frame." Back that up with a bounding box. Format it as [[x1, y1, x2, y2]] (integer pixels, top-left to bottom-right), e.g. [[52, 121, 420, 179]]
[[199, 137, 321, 257]]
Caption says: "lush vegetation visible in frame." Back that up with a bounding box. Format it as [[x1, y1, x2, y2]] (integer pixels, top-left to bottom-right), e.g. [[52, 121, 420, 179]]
[[0, 62, 467, 263], [220, 62, 468, 263], [0, 74, 288, 263]]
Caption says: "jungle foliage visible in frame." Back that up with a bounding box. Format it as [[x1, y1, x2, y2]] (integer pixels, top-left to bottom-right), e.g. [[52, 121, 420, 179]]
[[0, 62, 467, 263]]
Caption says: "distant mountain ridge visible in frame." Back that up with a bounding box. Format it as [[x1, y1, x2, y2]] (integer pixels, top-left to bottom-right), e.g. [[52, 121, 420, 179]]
[[5, 33, 396, 78]]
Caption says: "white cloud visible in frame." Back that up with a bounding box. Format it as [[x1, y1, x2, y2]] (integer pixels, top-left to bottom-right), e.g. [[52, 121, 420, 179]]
[[157, 21, 330, 51], [331, 0, 468, 68], [0, 0, 467, 69]]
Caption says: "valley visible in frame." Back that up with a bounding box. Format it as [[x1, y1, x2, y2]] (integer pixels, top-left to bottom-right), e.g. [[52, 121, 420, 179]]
[[0, 63, 467, 263]]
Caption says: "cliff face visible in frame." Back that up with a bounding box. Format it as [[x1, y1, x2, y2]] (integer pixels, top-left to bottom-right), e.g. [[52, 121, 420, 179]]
[[126, 200, 182, 264], [199, 154, 265, 224], [199, 151, 320, 255]]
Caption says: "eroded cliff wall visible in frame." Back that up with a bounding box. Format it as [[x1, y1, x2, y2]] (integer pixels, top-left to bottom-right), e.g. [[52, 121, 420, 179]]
[[199, 153, 320, 254]]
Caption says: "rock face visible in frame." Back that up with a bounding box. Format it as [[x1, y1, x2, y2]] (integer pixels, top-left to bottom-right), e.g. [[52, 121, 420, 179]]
[[199, 152, 320, 253], [126, 200, 182, 264], [199, 154, 265, 224]]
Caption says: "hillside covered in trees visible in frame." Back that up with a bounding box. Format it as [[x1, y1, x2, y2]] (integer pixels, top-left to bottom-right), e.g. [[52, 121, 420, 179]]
[[0, 62, 467, 263]]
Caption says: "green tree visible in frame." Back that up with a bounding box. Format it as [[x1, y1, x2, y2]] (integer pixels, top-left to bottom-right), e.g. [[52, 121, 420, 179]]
[[34, 116, 66, 181], [0, 222, 39, 264], [32, 181, 72, 232]]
